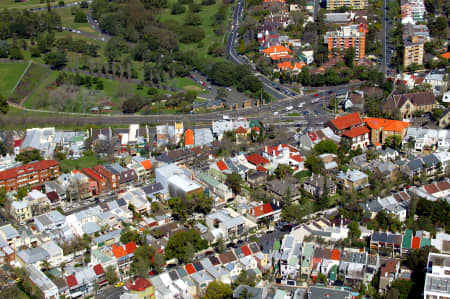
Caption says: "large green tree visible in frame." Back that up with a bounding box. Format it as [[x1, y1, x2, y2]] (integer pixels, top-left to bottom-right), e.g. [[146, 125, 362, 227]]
[[204, 281, 232, 299], [0, 95, 8, 115], [130, 245, 164, 277], [165, 229, 207, 264]]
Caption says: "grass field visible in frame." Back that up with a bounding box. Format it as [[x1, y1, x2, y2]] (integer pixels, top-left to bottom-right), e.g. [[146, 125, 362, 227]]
[[0, 0, 78, 10], [10, 63, 50, 104], [159, 0, 231, 60], [0, 63, 28, 98], [172, 77, 205, 93], [56, 6, 94, 33], [59, 152, 104, 173]]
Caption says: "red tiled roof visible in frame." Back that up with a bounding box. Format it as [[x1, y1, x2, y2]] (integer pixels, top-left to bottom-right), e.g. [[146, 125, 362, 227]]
[[241, 245, 251, 256], [112, 244, 127, 259], [331, 249, 340, 260], [342, 126, 370, 138], [46, 191, 59, 202], [125, 242, 137, 254], [436, 181, 450, 191], [290, 153, 304, 163], [441, 52, 450, 59], [252, 127, 260, 132], [126, 278, 151, 292], [363, 118, 409, 132], [93, 264, 105, 276], [0, 160, 59, 182], [217, 160, 228, 171], [92, 165, 113, 178], [235, 126, 247, 134], [424, 183, 439, 194], [185, 129, 194, 146], [66, 274, 78, 288], [82, 168, 104, 182], [411, 237, 421, 249], [264, 144, 299, 157], [331, 112, 362, 130], [140, 160, 152, 170], [185, 263, 196, 274], [256, 166, 267, 172], [14, 139, 22, 147], [249, 203, 274, 217], [246, 154, 270, 166]]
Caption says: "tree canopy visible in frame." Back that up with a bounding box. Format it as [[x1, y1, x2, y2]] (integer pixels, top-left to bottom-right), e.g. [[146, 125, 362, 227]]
[[204, 281, 233, 299], [165, 229, 207, 264]]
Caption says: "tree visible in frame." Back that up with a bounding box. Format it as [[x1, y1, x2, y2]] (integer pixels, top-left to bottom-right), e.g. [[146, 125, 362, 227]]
[[217, 87, 228, 99], [274, 164, 293, 180], [315, 139, 338, 154], [120, 226, 141, 244], [165, 229, 207, 264], [44, 51, 67, 69], [0, 188, 6, 206], [348, 221, 361, 239], [204, 281, 232, 299], [233, 270, 256, 288], [16, 149, 42, 164], [130, 245, 164, 277], [385, 135, 402, 150], [122, 95, 145, 113], [215, 237, 226, 253], [386, 279, 413, 299], [226, 172, 242, 195], [171, 2, 186, 14], [74, 10, 87, 23], [0, 95, 8, 115], [305, 154, 324, 174], [344, 47, 355, 68], [104, 266, 119, 284]]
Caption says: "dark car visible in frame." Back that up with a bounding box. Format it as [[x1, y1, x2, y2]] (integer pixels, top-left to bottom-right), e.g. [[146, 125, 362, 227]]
[[281, 224, 293, 232], [237, 240, 244, 245], [226, 242, 237, 249]]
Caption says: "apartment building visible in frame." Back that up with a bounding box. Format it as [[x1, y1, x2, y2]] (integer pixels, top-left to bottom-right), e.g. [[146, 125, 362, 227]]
[[324, 24, 368, 61], [326, 0, 368, 10], [424, 253, 450, 299], [92, 165, 118, 190], [0, 160, 60, 191], [402, 24, 429, 67], [401, 0, 425, 24]]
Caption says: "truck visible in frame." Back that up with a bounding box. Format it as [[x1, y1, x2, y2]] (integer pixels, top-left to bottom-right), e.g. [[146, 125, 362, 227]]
[[285, 106, 293, 111]]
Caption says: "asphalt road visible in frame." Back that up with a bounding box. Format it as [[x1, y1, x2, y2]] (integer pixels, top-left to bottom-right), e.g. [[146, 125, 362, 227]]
[[96, 286, 124, 299], [226, 0, 293, 100], [381, 0, 394, 76]]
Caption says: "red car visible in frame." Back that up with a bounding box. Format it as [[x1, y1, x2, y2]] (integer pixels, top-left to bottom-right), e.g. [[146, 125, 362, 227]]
[[313, 94, 319, 97]]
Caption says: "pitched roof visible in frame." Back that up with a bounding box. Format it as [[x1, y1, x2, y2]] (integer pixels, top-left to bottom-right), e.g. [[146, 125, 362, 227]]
[[126, 278, 151, 292], [441, 52, 450, 59], [82, 168, 104, 182], [436, 181, 450, 191], [411, 236, 421, 249], [217, 160, 228, 171], [185, 263, 196, 274], [425, 183, 439, 194], [249, 203, 274, 217], [385, 91, 436, 110], [330, 112, 362, 130], [185, 129, 194, 146], [140, 160, 152, 170], [66, 274, 78, 288], [342, 126, 370, 138], [219, 251, 237, 264], [364, 118, 409, 132], [241, 245, 252, 256], [0, 160, 59, 181], [263, 45, 291, 55], [246, 154, 270, 165], [112, 244, 127, 259], [236, 126, 247, 134], [93, 264, 105, 276]]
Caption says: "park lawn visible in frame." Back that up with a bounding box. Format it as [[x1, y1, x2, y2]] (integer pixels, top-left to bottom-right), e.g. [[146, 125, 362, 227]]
[[10, 63, 51, 105], [56, 6, 93, 32], [0, 62, 28, 98], [0, 0, 78, 9], [59, 154, 104, 173], [172, 77, 205, 93], [159, 0, 231, 60], [24, 71, 59, 109]]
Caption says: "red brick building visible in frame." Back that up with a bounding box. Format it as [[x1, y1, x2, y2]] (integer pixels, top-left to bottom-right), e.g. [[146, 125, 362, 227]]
[[0, 160, 59, 191], [82, 168, 107, 194], [92, 165, 117, 190]]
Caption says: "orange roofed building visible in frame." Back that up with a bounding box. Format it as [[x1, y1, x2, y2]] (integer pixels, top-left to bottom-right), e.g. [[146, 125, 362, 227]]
[[263, 45, 292, 61], [184, 129, 194, 148], [364, 118, 409, 145], [277, 61, 306, 72]]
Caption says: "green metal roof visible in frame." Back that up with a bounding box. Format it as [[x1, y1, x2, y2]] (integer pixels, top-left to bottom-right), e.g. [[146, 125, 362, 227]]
[[273, 240, 281, 251], [197, 172, 221, 188], [402, 229, 413, 249], [249, 119, 261, 129], [73, 135, 84, 142], [303, 243, 314, 258], [92, 249, 113, 264], [329, 265, 338, 281], [420, 238, 431, 248]]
